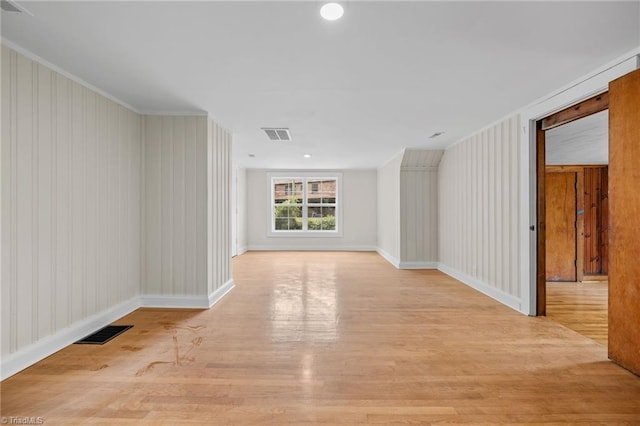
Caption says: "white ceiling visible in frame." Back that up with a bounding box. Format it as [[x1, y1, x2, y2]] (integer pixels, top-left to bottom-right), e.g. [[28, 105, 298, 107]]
[[546, 110, 608, 166], [2, 1, 639, 169]]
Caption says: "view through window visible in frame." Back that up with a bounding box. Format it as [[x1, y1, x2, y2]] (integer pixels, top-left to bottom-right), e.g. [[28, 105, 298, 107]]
[[272, 177, 338, 232]]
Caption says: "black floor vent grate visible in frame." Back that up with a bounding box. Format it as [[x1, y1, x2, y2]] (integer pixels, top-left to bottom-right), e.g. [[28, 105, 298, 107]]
[[75, 325, 133, 345]]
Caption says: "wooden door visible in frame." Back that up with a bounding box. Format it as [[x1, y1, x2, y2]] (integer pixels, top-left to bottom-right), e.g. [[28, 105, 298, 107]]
[[609, 68, 640, 376], [584, 167, 609, 276], [545, 172, 577, 281]]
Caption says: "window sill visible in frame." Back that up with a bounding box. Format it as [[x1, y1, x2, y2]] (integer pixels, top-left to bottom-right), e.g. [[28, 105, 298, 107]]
[[267, 231, 343, 238]]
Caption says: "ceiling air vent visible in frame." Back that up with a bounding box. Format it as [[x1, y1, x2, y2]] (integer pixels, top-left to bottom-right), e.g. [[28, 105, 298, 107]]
[[262, 128, 292, 142]]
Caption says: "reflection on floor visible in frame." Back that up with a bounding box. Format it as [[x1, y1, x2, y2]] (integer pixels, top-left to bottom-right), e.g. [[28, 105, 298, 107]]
[[3, 254, 637, 423], [547, 281, 608, 345]]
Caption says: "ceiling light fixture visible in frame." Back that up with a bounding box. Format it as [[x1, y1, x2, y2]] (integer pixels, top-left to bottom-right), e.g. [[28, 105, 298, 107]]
[[320, 3, 344, 21], [429, 131, 445, 139], [303, 154, 312, 158]]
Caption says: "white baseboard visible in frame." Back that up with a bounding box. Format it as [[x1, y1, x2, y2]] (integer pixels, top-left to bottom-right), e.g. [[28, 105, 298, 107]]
[[1, 282, 237, 380], [139, 294, 211, 309], [398, 261, 438, 269], [208, 279, 235, 307], [437, 263, 523, 313], [376, 250, 437, 270], [376, 248, 400, 268], [0, 296, 139, 381], [247, 245, 376, 251], [236, 246, 248, 256]]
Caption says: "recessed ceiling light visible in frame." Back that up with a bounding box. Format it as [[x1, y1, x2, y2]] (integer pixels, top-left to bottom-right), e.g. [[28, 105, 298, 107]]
[[303, 154, 312, 158], [248, 154, 255, 158], [320, 3, 344, 21]]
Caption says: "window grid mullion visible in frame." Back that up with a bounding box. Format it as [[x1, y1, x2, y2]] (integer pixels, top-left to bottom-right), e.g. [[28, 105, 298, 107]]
[[271, 176, 338, 233], [302, 178, 308, 231]]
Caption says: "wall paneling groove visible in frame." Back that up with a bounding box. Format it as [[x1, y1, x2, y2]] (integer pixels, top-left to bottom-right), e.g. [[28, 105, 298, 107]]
[[143, 115, 208, 297], [1, 45, 142, 360], [208, 120, 234, 297], [438, 115, 521, 309]]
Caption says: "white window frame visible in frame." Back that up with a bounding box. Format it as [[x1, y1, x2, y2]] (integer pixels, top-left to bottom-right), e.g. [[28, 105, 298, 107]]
[[267, 172, 343, 237]]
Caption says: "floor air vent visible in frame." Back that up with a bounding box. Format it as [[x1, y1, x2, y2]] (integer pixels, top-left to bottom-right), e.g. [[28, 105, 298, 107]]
[[75, 325, 133, 345]]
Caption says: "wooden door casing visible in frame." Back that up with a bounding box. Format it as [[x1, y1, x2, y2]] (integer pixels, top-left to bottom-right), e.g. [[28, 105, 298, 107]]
[[537, 94, 609, 315]]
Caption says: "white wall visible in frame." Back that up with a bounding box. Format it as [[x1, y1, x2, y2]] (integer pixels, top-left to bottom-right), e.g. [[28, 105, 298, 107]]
[[143, 116, 208, 297], [399, 150, 443, 268], [236, 167, 248, 254], [1, 45, 237, 379], [207, 119, 234, 300], [438, 115, 522, 311], [1, 45, 142, 371], [246, 169, 377, 250], [400, 170, 438, 267], [376, 152, 403, 265]]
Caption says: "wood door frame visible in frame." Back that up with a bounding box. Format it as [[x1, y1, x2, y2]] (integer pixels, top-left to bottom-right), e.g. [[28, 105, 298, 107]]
[[535, 93, 609, 316]]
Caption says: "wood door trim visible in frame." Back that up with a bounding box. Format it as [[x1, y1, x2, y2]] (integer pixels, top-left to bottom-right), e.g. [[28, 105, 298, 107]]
[[541, 92, 609, 131], [536, 92, 610, 315], [536, 121, 546, 316], [576, 171, 585, 283]]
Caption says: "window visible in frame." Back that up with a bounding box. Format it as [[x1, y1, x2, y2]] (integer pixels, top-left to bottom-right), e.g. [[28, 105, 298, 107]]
[[270, 174, 341, 235]]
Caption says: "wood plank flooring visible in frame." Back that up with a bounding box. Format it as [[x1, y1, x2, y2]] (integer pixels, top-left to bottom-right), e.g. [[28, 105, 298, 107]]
[[2, 252, 640, 424], [546, 281, 608, 345]]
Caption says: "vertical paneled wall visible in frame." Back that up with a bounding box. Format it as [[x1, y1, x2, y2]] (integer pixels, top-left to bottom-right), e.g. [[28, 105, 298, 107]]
[[1, 46, 142, 357], [399, 150, 443, 266], [143, 115, 208, 296], [400, 170, 439, 265], [207, 120, 233, 295], [438, 115, 521, 300], [376, 152, 403, 264]]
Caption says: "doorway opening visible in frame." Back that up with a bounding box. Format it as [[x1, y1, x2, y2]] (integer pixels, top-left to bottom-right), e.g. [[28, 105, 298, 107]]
[[536, 92, 609, 345]]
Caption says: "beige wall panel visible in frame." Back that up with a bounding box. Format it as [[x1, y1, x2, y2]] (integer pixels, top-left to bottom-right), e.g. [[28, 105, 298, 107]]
[[377, 153, 403, 261], [1, 46, 142, 357], [439, 115, 521, 298], [207, 120, 233, 295], [143, 115, 209, 296]]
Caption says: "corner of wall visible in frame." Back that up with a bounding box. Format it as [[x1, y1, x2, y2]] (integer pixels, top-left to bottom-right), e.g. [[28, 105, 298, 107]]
[[208, 279, 235, 308], [0, 297, 140, 381], [376, 248, 400, 269], [438, 263, 523, 314]]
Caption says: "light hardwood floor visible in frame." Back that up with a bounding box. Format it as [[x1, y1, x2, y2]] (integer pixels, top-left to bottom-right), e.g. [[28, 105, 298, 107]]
[[546, 281, 608, 345], [2, 252, 639, 424]]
